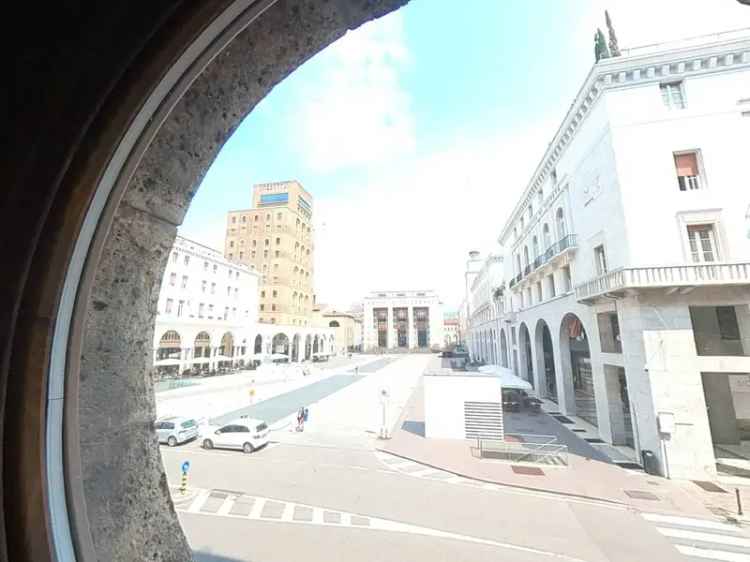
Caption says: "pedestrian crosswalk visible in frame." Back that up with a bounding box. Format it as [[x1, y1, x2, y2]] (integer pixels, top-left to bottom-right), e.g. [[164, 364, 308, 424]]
[[643, 512, 750, 561]]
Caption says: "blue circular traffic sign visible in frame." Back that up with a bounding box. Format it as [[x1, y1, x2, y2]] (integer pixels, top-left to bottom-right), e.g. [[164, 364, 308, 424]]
[[181, 461, 190, 473]]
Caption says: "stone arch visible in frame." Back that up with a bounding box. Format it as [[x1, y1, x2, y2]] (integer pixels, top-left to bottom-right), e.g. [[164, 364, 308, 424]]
[[305, 334, 312, 360], [313, 335, 320, 354], [499, 328, 509, 368], [559, 313, 596, 424], [518, 322, 534, 388], [272, 332, 290, 357], [218, 331, 234, 367], [291, 333, 301, 362], [534, 319, 557, 402], [254, 334, 263, 355], [4, 2, 411, 559]]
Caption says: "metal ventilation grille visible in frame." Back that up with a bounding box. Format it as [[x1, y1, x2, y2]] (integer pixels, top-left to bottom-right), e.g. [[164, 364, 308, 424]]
[[464, 401, 503, 439]]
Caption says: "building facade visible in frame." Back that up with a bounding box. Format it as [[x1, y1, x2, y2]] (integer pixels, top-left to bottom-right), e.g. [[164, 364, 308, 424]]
[[153, 236, 333, 373], [225, 180, 315, 326], [465, 254, 505, 365], [363, 290, 444, 351], [312, 305, 364, 354], [486, 31, 750, 480], [443, 313, 460, 347]]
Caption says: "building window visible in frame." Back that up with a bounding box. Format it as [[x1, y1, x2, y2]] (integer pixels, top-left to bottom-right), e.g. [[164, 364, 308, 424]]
[[261, 290, 265, 298], [252, 240, 257, 247], [213, 264, 217, 274], [562, 265, 572, 292], [239, 251, 244, 259], [165, 299, 173, 314], [169, 272, 176, 286], [172, 252, 178, 263], [660, 81, 686, 110], [177, 300, 184, 317], [229, 240, 234, 248], [272, 290, 278, 298], [183, 255, 190, 266], [597, 312, 622, 353], [228, 253, 233, 259], [265, 239, 269, 247], [234, 288, 238, 299], [276, 237, 280, 245], [203, 261, 208, 271], [208, 304, 214, 316], [227, 286, 231, 296], [266, 214, 270, 221], [210, 282, 216, 294], [548, 274, 556, 298], [271, 304, 276, 311], [536, 281, 543, 302], [198, 303, 204, 318], [181, 275, 188, 289], [674, 151, 702, 191], [556, 208, 566, 239], [277, 212, 282, 220], [231, 216, 236, 224], [251, 251, 256, 258], [690, 306, 746, 356], [263, 250, 268, 258], [242, 215, 247, 223], [275, 250, 280, 258], [687, 224, 718, 263], [201, 280, 207, 293], [260, 304, 264, 311], [594, 245, 608, 275]]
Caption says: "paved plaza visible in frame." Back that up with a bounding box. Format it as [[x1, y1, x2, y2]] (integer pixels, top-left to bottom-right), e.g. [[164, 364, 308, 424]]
[[159, 353, 750, 562]]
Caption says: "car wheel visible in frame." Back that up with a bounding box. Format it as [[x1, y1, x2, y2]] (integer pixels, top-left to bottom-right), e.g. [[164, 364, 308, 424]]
[[167, 436, 177, 447], [203, 438, 213, 450], [242, 442, 255, 454]]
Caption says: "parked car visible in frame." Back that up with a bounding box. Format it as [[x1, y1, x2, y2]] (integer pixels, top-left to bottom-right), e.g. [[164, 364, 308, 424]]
[[201, 418, 270, 453], [155, 416, 199, 446]]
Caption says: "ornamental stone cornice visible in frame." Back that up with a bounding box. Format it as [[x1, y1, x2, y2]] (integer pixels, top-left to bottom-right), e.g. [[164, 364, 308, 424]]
[[498, 29, 750, 244]]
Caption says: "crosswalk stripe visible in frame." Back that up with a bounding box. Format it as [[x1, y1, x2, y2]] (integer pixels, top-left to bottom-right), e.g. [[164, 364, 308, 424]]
[[658, 527, 750, 548], [216, 496, 234, 516], [280, 502, 294, 522], [643, 513, 740, 532], [248, 497, 265, 519], [674, 544, 750, 562], [187, 490, 211, 513]]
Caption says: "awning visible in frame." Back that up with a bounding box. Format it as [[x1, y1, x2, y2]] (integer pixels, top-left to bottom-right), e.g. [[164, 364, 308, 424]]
[[190, 357, 210, 364], [477, 365, 533, 390], [154, 358, 181, 367]]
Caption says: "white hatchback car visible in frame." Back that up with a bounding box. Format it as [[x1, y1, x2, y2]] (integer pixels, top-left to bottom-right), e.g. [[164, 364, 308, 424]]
[[201, 418, 270, 453], [155, 416, 199, 446]]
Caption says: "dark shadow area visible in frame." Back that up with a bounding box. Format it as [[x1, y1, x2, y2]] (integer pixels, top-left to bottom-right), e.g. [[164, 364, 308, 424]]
[[194, 551, 256, 562], [401, 420, 425, 437]]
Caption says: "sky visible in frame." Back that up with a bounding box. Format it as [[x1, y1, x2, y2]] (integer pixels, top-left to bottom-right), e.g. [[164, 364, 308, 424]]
[[178, 0, 749, 311]]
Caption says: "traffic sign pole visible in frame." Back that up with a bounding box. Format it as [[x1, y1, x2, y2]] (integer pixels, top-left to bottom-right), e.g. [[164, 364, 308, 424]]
[[180, 460, 190, 495]]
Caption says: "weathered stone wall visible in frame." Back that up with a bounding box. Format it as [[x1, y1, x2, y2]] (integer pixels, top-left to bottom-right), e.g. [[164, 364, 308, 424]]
[[77, 1, 407, 560]]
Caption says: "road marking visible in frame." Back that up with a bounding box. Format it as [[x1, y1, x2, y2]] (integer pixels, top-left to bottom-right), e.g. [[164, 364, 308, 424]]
[[186, 490, 211, 513], [674, 544, 750, 562], [410, 468, 441, 477], [216, 496, 235, 516], [657, 527, 750, 547], [280, 502, 294, 522], [248, 498, 265, 519], [643, 513, 740, 532], [177, 488, 589, 562]]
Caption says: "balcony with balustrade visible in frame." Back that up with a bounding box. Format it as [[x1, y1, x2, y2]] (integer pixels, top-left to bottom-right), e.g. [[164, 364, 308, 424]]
[[509, 234, 577, 291], [575, 262, 750, 304]]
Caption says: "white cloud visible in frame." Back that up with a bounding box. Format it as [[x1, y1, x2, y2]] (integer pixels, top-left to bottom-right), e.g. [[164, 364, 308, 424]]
[[314, 118, 556, 311], [292, 11, 415, 172]]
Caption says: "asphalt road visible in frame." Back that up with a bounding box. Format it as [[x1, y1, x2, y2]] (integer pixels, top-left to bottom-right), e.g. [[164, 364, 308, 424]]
[[162, 442, 683, 562]]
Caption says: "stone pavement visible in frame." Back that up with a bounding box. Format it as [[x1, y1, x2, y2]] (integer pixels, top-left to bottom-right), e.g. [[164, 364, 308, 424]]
[[378, 376, 722, 519]]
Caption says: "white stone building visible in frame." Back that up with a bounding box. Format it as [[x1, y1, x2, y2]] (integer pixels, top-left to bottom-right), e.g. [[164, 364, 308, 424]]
[[363, 290, 444, 351], [153, 236, 334, 374], [484, 30, 750, 480], [465, 254, 505, 364]]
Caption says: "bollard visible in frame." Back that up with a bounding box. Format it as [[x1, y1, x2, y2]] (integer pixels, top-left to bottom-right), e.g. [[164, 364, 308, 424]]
[[737, 488, 744, 516], [180, 460, 190, 495]]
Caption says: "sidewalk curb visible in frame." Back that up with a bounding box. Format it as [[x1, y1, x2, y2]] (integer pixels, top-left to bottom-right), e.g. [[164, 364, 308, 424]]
[[375, 447, 627, 508]]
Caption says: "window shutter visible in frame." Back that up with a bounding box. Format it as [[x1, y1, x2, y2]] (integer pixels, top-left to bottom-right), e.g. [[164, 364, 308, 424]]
[[674, 153, 698, 176]]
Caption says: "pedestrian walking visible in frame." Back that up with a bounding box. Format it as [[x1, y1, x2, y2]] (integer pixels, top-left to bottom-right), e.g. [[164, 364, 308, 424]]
[[296, 407, 305, 432]]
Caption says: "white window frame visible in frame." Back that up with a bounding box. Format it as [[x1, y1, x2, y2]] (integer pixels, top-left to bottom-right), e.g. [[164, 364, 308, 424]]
[[673, 149, 707, 192], [676, 210, 726, 264]]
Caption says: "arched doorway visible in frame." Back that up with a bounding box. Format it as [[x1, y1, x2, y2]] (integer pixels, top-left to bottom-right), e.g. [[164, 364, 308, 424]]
[[193, 331, 211, 374], [535, 319, 558, 403], [305, 334, 312, 360], [272, 333, 290, 359], [313, 335, 320, 354], [518, 323, 534, 388], [291, 334, 301, 362], [218, 332, 234, 370], [254, 334, 263, 354], [499, 329, 509, 368], [155, 330, 182, 377], [560, 313, 597, 426]]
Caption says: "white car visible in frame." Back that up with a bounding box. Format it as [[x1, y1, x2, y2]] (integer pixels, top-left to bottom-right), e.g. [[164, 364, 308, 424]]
[[155, 416, 199, 446], [201, 418, 270, 453]]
